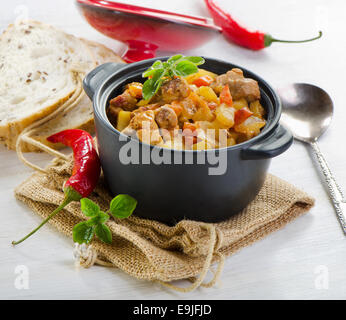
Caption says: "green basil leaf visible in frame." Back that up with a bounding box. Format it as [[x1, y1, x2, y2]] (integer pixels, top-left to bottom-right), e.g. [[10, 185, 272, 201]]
[[151, 68, 165, 82], [86, 211, 109, 226], [142, 78, 155, 100], [175, 61, 198, 76], [142, 69, 156, 78], [142, 69, 165, 100], [185, 56, 205, 65], [142, 61, 163, 77], [142, 67, 164, 78], [85, 217, 98, 226], [172, 68, 182, 77], [142, 55, 204, 99], [153, 78, 163, 94], [168, 54, 183, 64], [152, 60, 163, 68], [97, 211, 110, 224], [73, 221, 95, 244], [80, 198, 100, 217], [95, 224, 112, 244], [110, 194, 137, 219]]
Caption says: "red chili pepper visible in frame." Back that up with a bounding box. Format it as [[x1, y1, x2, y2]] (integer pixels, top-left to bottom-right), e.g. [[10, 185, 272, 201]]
[[219, 84, 233, 106], [205, 0, 322, 50], [193, 75, 214, 87], [234, 107, 254, 125], [12, 129, 101, 245]]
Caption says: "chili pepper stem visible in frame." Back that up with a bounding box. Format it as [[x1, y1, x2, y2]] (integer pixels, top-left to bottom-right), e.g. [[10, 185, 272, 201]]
[[265, 31, 322, 47], [12, 197, 72, 245]]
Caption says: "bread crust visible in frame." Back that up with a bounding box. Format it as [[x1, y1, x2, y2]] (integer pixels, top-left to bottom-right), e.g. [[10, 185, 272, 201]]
[[10, 28, 124, 152], [0, 21, 106, 151], [0, 92, 74, 150]]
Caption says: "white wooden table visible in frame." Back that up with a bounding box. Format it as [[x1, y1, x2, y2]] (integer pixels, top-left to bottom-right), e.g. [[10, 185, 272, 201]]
[[1, 0, 346, 300]]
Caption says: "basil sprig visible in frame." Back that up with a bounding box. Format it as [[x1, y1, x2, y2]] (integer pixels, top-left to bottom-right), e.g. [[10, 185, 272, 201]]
[[142, 54, 205, 100], [73, 194, 137, 245]]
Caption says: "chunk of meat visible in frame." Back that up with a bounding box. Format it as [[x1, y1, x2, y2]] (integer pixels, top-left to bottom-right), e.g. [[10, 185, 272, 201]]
[[179, 93, 198, 121], [160, 78, 191, 103], [131, 103, 160, 118], [128, 110, 156, 130], [228, 79, 260, 102], [155, 105, 178, 129], [211, 68, 260, 102], [227, 68, 244, 80], [213, 68, 244, 85], [109, 90, 137, 111], [125, 110, 162, 145], [137, 128, 162, 145]]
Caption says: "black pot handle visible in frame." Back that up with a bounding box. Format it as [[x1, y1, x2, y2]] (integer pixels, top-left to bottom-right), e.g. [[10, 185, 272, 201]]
[[241, 124, 293, 160], [83, 62, 126, 100]]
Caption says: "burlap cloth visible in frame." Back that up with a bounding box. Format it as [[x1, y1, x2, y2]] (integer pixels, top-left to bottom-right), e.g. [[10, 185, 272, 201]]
[[14, 156, 314, 292]]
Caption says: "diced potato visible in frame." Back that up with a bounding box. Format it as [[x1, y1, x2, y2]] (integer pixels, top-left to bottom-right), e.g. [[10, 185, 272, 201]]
[[137, 128, 162, 145], [191, 95, 215, 122], [197, 86, 219, 103], [171, 132, 184, 150], [189, 84, 199, 93], [192, 106, 214, 122], [160, 131, 184, 150], [232, 98, 248, 110], [196, 120, 223, 142], [208, 119, 225, 130], [116, 110, 131, 131], [228, 129, 240, 142], [234, 116, 266, 138], [215, 104, 235, 128], [212, 85, 224, 94], [161, 141, 183, 150], [218, 136, 236, 148], [195, 120, 217, 131], [227, 137, 236, 147], [235, 133, 249, 143], [249, 100, 265, 118], [193, 139, 214, 150], [137, 99, 150, 107], [185, 68, 217, 84], [204, 119, 231, 141], [196, 127, 218, 148]]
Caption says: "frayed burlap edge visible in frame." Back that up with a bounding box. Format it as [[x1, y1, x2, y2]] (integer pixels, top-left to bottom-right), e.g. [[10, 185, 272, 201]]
[[14, 156, 315, 292]]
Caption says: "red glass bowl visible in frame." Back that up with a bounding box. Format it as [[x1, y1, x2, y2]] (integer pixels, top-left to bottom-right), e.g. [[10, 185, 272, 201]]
[[76, 0, 221, 62]]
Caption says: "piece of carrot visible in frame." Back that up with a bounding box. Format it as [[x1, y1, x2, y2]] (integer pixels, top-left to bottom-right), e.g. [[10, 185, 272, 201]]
[[219, 84, 233, 106], [183, 122, 198, 146], [193, 75, 214, 87], [234, 107, 253, 125]]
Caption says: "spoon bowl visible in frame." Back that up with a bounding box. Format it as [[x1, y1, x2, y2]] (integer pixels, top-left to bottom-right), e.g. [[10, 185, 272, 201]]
[[278, 83, 346, 234], [277, 83, 333, 143]]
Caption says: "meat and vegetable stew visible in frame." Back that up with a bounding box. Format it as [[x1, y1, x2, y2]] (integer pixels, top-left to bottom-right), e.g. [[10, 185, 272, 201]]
[[107, 55, 266, 150]]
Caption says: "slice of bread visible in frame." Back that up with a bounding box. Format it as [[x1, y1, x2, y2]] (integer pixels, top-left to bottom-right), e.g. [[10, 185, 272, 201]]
[[80, 39, 124, 65], [0, 20, 96, 150], [21, 38, 125, 152], [25, 94, 94, 151]]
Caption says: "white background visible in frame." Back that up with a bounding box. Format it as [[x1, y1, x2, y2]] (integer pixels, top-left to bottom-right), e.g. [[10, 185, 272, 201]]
[[1, 0, 346, 299]]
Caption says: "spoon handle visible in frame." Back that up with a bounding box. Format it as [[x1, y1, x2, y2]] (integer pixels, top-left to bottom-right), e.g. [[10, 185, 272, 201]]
[[311, 141, 346, 234]]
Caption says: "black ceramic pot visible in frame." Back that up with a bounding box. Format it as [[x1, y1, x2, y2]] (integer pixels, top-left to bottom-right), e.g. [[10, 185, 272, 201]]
[[83, 57, 292, 224]]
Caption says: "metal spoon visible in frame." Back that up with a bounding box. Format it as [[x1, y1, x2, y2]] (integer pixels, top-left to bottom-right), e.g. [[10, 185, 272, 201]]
[[277, 83, 346, 234]]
